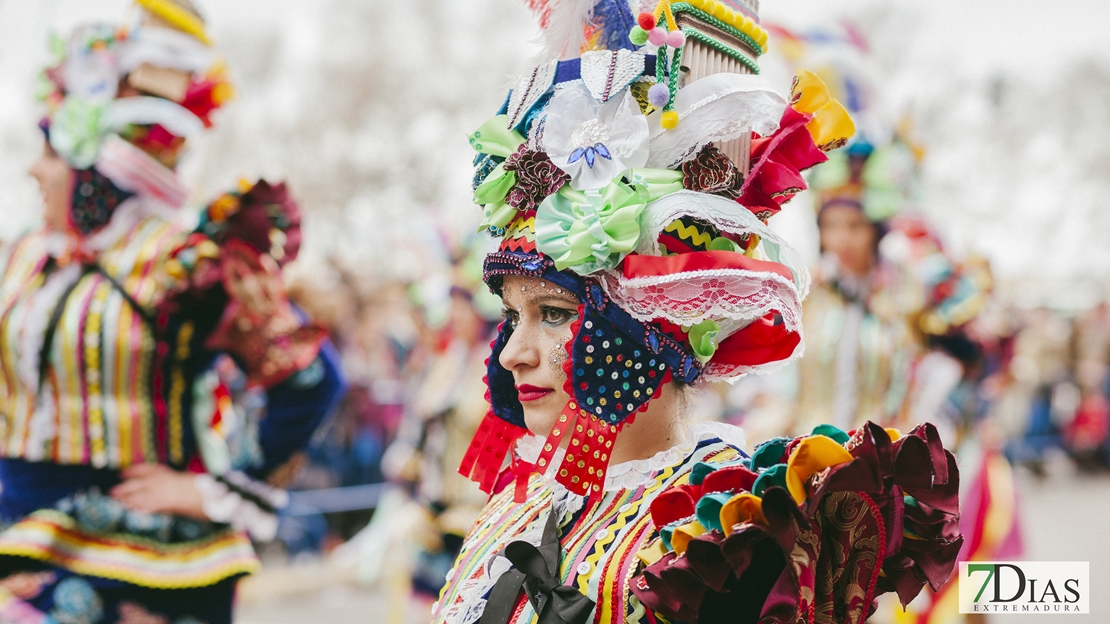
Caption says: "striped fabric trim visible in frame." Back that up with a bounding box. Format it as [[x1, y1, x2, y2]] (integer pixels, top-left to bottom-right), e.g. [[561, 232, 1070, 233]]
[[0, 510, 259, 589], [0, 217, 189, 468]]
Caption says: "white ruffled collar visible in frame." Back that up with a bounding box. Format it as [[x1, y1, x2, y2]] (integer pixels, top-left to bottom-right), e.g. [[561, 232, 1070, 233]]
[[516, 420, 746, 493]]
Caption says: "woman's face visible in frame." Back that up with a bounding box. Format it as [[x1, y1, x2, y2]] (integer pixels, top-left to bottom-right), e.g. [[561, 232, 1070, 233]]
[[28, 140, 73, 233], [818, 204, 877, 277], [498, 275, 580, 437]]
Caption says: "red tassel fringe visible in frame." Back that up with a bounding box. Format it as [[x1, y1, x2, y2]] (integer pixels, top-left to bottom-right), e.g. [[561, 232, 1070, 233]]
[[459, 410, 529, 495]]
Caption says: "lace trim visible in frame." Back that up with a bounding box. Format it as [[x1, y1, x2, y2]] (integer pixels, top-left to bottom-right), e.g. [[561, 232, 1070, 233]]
[[603, 421, 747, 489], [699, 338, 805, 383], [646, 73, 785, 170], [600, 268, 802, 336]]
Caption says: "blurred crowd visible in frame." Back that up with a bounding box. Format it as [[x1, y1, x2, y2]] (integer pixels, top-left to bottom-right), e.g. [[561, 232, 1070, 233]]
[[230, 230, 1110, 589]]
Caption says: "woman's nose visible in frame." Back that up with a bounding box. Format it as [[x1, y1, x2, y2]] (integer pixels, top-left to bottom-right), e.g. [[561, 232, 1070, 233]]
[[499, 321, 541, 371]]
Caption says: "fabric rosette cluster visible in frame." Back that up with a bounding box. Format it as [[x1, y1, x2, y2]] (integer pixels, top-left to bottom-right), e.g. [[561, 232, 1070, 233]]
[[461, 44, 856, 500], [632, 422, 963, 623]]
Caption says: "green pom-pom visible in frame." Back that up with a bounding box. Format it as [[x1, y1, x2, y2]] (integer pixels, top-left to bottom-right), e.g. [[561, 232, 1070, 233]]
[[629, 26, 649, 46]]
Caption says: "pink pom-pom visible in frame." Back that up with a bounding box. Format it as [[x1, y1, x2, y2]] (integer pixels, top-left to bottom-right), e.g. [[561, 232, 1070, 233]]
[[638, 12, 656, 31], [647, 83, 671, 108], [647, 27, 668, 47], [667, 30, 687, 48]]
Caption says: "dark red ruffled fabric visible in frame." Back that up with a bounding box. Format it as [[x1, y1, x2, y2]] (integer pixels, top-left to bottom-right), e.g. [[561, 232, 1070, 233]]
[[737, 106, 829, 223], [632, 422, 962, 624]]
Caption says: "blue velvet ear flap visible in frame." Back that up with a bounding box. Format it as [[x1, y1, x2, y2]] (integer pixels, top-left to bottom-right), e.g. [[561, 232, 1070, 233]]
[[70, 167, 134, 235], [486, 321, 527, 429], [570, 304, 668, 426]]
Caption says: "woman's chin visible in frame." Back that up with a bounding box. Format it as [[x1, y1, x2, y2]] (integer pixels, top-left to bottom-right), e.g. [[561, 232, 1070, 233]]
[[522, 394, 566, 437]]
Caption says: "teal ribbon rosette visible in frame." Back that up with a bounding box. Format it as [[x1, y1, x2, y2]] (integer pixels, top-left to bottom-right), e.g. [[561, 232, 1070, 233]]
[[534, 181, 649, 275]]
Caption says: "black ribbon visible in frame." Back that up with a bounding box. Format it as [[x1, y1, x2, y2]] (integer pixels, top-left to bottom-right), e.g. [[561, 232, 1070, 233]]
[[479, 511, 595, 624]]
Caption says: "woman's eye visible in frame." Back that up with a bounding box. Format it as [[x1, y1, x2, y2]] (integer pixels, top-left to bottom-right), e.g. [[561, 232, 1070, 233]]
[[540, 306, 576, 326], [502, 308, 520, 328]]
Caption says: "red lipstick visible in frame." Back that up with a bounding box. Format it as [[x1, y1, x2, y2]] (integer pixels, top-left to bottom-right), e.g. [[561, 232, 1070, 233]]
[[516, 384, 554, 402]]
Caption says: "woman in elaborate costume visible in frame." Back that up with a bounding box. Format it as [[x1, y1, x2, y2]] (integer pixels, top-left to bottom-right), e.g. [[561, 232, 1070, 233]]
[[433, 1, 962, 622], [0, 3, 344, 622]]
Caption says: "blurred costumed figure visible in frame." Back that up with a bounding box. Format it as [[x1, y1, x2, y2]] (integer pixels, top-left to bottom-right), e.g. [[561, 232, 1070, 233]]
[[379, 252, 499, 614], [886, 223, 1023, 624], [0, 3, 344, 622], [792, 139, 922, 434], [433, 1, 963, 622], [1066, 302, 1110, 469], [765, 19, 1021, 624]]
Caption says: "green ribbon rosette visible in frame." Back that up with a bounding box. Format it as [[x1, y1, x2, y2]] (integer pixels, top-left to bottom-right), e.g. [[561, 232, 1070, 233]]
[[48, 96, 109, 170], [535, 181, 648, 275], [469, 115, 526, 231], [687, 319, 722, 364], [625, 168, 685, 202]]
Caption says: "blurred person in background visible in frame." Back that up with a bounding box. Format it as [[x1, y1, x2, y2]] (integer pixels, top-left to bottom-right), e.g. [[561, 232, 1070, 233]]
[[379, 259, 498, 613], [881, 230, 1025, 624], [1004, 307, 1076, 473], [791, 139, 920, 434], [1065, 302, 1110, 470], [278, 273, 418, 553], [0, 2, 343, 622]]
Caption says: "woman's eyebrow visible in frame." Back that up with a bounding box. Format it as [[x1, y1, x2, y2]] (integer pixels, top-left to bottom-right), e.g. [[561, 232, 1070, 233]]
[[532, 294, 579, 307]]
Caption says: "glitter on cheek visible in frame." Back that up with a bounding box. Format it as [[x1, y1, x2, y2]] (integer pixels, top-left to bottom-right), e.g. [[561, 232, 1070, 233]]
[[549, 328, 572, 376]]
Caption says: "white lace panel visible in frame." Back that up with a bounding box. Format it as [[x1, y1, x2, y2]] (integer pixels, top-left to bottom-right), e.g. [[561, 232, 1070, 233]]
[[646, 73, 786, 170], [601, 269, 802, 334], [603, 190, 812, 381]]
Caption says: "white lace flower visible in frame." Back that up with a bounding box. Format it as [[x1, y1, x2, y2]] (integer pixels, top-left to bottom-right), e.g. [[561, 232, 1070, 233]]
[[540, 82, 649, 191]]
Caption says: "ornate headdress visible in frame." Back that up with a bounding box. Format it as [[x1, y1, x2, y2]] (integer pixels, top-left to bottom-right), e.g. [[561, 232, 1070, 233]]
[[812, 135, 923, 225], [460, 0, 856, 499], [39, 0, 232, 233]]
